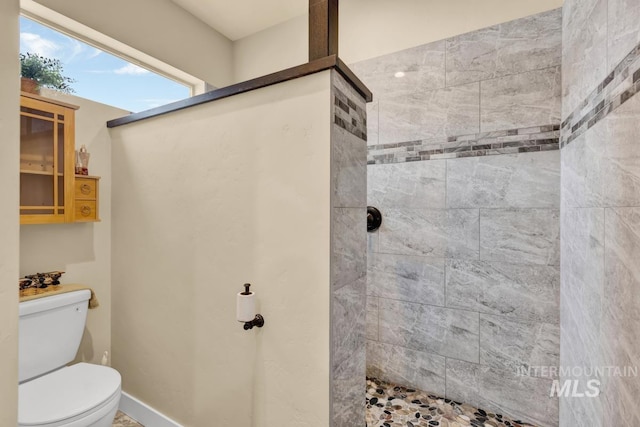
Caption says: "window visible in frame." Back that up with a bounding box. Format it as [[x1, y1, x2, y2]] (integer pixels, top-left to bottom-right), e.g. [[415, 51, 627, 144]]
[[20, 16, 191, 113]]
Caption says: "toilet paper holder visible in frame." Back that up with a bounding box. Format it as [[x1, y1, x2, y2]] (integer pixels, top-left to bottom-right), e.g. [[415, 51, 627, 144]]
[[237, 283, 265, 330], [244, 314, 265, 330]]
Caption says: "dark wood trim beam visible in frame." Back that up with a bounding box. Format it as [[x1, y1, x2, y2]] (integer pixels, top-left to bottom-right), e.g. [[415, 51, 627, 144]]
[[107, 56, 371, 128], [309, 0, 339, 61]]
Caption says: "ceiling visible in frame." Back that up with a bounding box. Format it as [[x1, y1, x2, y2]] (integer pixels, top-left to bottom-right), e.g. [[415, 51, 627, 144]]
[[171, 0, 307, 41]]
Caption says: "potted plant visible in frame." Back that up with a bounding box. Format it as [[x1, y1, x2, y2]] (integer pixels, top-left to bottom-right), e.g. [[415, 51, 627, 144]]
[[20, 53, 75, 94]]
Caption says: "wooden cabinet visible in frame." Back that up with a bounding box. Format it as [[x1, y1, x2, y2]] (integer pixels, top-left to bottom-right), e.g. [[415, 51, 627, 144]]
[[20, 92, 100, 224]]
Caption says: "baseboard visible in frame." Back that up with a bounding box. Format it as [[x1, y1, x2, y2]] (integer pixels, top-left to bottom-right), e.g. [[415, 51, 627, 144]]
[[119, 391, 183, 427]]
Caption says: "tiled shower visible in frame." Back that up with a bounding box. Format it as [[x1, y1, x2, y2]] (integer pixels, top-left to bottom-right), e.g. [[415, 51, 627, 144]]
[[352, 9, 563, 426], [353, 1, 640, 425]]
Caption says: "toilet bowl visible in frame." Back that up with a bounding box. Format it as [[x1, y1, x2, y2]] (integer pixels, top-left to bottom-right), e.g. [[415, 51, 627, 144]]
[[19, 363, 121, 427], [18, 291, 122, 427]]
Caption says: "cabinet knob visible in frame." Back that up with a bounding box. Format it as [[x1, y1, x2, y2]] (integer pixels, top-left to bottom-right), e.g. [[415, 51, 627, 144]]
[[80, 184, 92, 195], [80, 205, 92, 217]]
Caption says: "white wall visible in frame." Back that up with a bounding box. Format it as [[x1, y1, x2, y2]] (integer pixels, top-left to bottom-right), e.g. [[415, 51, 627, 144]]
[[231, 0, 564, 81], [33, 0, 234, 88], [110, 71, 332, 427], [20, 91, 128, 367], [0, 0, 20, 425]]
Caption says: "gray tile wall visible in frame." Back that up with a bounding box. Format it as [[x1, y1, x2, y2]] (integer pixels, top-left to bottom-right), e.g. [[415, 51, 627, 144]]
[[352, 9, 562, 427], [330, 71, 367, 427], [366, 152, 560, 427], [351, 8, 562, 147], [561, 1, 640, 422]]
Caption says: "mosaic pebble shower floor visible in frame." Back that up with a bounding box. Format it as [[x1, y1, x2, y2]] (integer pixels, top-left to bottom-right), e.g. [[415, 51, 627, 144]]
[[365, 378, 537, 427], [112, 379, 538, 427]]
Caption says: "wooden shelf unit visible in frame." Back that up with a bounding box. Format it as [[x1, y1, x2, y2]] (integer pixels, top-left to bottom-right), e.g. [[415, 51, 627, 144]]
[[20, 92, 101, 224]]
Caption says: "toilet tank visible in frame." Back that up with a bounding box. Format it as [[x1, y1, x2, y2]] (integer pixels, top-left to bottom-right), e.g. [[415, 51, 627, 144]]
[[19, 290, 91, 383]]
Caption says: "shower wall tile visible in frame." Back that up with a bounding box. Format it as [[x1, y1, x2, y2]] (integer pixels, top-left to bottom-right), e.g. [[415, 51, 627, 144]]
[[332, 279, 366, 370], [367, 340, 446, 396], [480, 66, 561, 133], [477, 366, 558, 427], [333, 76, 367, 142], [562, 226, 603, 329], [368, 160, 446, 209], [332, 125, 366, 208], [608, 0, 640, 72], [560, 389, 604, 427], [446, 151, 560, 209], [562, 95, 640, 208], [560, 208, 604, 370], [479, 314, 560, 375], [349, 40, 446, 98], [480, 208, 560, 265], [446, 360, 558, 427], [331, 207, 366, 289], [354, 10, 564, 423], [445, 358, 480, 407], [378, 208, 480, 259], [367, 124, 560, 165], [331, 279, 366, 427], [332, 68, 367, 113], [446, 259, 560, 323], [562, 0, 608, 118], [366, 101, 379, 146], [366, 296, 378, 341], [560, 130, 606, 208], [378, 298, 479, 363], [368, 252, 445, 307], [330, 71, 367, 427], [446, 8, 562, 86], [378, 82, 480, 144], [367, 229, 379, 254], [592, 95, 640, 207], [602, 208, 640, 425]]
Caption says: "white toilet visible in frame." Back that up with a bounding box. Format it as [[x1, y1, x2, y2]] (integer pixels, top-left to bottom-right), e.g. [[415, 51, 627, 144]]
[[18, 290, 122, 427]]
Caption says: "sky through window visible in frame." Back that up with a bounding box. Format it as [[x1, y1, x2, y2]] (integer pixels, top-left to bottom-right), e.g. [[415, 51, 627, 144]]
[[20, 16, 191, 113]]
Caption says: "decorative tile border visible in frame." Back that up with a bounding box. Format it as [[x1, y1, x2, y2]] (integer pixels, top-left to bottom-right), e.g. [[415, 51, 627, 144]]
[[367, 125, 560, 165], [333, 86, 367, 141], [561, 41, 640, 147]]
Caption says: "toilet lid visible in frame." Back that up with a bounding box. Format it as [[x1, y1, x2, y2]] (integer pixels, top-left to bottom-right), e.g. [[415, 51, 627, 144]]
[[19, 363, 121, 426]]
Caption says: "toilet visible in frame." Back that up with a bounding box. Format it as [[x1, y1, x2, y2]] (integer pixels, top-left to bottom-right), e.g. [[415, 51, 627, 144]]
[[18, 290, 122, 427]]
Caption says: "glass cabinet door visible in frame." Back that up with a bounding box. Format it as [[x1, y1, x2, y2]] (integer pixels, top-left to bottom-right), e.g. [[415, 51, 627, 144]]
[[20, 96, 75, 224]]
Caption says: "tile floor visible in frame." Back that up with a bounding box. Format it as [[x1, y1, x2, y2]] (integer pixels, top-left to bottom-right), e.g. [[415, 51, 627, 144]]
[[113, 378, 538, 427], [113, 411, 143, 427]]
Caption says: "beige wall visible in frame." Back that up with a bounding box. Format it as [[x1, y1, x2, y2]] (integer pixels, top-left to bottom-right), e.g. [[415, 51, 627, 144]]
[[0, 0, 20, 425], [20, 91, 128, 367], [233, 16, 308, 83], [110, 72, 332, 427], [34, 0, 234, 88], [232, 0, 563, 81], [340, 0, 564, 63]]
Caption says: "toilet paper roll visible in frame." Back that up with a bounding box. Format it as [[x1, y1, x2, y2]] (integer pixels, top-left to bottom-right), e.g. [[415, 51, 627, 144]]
[[236, 292, 256, 322]]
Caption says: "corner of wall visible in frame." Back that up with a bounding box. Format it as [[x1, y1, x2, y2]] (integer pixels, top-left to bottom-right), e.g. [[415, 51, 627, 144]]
[[330, 70, 368, 426], [0, 0, 21, 424]]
